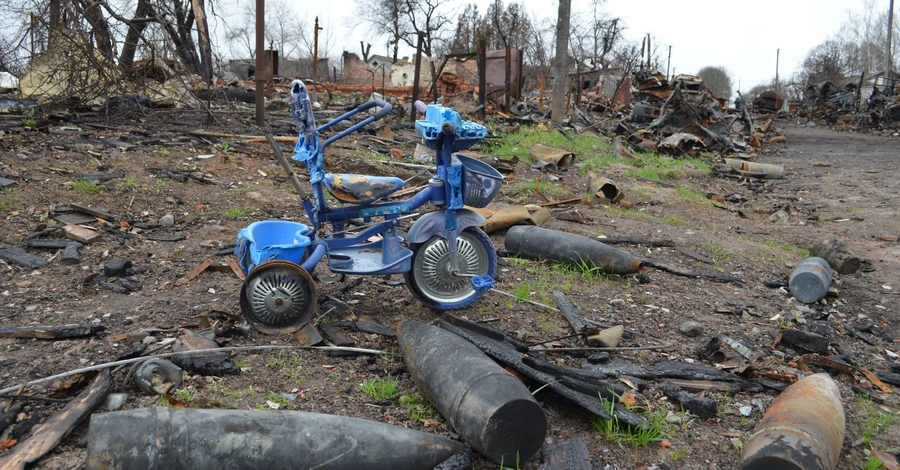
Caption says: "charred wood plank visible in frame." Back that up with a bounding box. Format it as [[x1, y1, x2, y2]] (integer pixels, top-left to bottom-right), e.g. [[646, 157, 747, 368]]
[[0, 371, 110, 470], [435, 320, 647, 429], [552, 290, 594, 338], [0, 324, 104, 340], [657, 381, 718, 419], [538, 437, 592, 470]]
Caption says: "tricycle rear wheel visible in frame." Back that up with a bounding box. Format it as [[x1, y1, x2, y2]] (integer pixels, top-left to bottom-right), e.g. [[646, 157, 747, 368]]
[[404, 228, 495, 309]]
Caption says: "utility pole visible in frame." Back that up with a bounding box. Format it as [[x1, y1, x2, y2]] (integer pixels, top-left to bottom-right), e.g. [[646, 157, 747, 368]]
[[312, 17, 323, 103], [255, 0, 265, 127], [550, 0, 572, 123], [888, 0, 895, 85], [775, 48, 780, 93], [410, 31, 425, 121], [666, 45, 672, 81]]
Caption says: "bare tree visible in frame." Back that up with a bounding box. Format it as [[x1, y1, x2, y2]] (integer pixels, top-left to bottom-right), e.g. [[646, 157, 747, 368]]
[[550, 0, 571, 122], [351, 0, 407, 62], [697, 66, 733, 100], [224, 0, 309, 60]]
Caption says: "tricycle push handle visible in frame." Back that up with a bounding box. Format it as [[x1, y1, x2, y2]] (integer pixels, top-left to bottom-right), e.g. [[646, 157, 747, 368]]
[[414, 100, 427, 114]]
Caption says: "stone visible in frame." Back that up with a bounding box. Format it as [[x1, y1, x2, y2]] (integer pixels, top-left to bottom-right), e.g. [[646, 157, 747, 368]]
[[587, 352, 611, 364], [159, 214, 175, 226], [587, 325, 624, 348], [679, 321, 704, 337], [104, 257, 133, 277], [169, 330, 238, 376], [0, 245, 47, 269]]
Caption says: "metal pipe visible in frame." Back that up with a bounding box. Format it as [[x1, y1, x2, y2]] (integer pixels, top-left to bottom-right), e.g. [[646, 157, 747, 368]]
[[740, 373, 845, 470], [86, 408, 465, 470], [398, 320, 547, 464], [505, 226, 644, 275], [724, 158, 784, 179], [789, 257, 832, 304], [267, 133, 308, 202]]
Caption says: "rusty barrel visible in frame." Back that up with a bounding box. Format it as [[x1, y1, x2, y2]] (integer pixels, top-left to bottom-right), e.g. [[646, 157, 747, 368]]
[[398, 320, 546, 464], [86, 408, 465, 470], [789, 257, 833, 304], [740, 373, 845, 470], [505, 226, 643, 275]]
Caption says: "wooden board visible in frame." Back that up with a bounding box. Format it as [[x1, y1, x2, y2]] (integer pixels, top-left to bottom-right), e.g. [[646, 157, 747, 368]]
[[63, 225, 101, 244], [69, 203, 116, 222], [0, 371, 110, 470], [174, 258, 214, 286]]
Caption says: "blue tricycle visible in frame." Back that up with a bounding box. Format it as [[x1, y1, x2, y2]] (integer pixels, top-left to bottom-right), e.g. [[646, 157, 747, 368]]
[[234, 80, 502, 334]]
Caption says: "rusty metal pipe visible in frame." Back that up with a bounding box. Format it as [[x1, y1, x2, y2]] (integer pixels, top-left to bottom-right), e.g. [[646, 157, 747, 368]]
[[724, 158, 784, 179], [398, 320, 547, 464], [505, 226, 643, 275], [87, 408, 465, 470], [740, 373, 845, 470]]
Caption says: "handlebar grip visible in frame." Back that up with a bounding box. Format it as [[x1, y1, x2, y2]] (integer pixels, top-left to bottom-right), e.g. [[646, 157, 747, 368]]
[[373, 101, 392, 120], [414, 101, 427, 114]]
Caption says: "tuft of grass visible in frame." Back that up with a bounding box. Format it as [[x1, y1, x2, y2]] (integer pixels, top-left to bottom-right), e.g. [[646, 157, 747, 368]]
[[265, 391, 289, 408], [761, 234, 813, 259], [175, 388, 195, 402], [512, 283, 532, 301], [591, 397, 668, 447], [123, 175, 138, 189], [266, 351, 302, 369], [22, 109, 36, 129], [360, 376, 399, 401], [206, 384, 246, 399], [858, 398, 899, 447], [155, 148, 170, 157], [671, 448, 687, 462], [71, 179, 106, 194], [0, 190, 14, 212], [223, 206, 249, 219], [399, 392, 438, 422], [863, 455, 885, 470]]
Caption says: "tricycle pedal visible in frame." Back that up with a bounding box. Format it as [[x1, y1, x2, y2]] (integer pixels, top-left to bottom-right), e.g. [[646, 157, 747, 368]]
[[471, 275, 494, 293]]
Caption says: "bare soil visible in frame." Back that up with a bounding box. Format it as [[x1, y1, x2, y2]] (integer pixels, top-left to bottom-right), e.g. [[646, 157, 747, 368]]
[[0, 112, 898, 469]]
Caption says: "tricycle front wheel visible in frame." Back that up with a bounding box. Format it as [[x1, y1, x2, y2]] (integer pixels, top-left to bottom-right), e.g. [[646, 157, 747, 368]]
[[404, 228, 495, 309]]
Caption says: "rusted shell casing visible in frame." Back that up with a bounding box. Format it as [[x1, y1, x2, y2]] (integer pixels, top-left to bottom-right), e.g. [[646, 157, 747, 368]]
[[86, 408, 465, 470], [505, 225, 643, 275], [724, 158, 785, 179], [740, 373, 845, 470], [398, 320, 547, 464]]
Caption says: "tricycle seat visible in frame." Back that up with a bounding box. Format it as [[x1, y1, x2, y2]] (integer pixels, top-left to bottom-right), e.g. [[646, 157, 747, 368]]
[[323, 174, 405, 204]]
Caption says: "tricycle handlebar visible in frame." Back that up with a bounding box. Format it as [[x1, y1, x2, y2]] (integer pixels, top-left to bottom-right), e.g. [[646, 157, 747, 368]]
[[319, 99, 392, 152]]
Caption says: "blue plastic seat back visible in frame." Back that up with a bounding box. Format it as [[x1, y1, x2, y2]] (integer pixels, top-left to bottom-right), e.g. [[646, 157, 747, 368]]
[[234, 220, 312, 274]]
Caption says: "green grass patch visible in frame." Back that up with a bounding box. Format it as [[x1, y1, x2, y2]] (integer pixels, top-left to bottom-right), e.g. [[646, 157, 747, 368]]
[[360, 376, 399, 401], [591, 397, 669, 447], [71, 179, 106, 194], [503, 178, 568, 198], [223, 206, 250, 219], [266, 351, 302, 369], [155, 148, 170, 157], [858, 398, 898, 447], [612, 206, 692, 227], [399, 392, 438, 422], [486, 127, 610, 166], [863, 455, 885, 470], [0, 190, 14, 213], [264, 391, 290, 408], [760, 234, 813, 259], [123, 175, 138, 189]]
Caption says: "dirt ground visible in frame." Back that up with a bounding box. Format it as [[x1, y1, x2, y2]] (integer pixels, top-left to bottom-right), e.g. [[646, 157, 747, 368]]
[[0, 110, 898, 469]]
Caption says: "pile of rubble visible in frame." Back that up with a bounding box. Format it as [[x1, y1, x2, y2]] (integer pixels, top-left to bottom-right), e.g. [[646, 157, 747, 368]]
[[798, 79, 900, 129]]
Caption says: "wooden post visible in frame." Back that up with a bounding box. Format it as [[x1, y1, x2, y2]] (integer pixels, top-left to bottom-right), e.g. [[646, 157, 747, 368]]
[[504, 45, 511, 111], [255, 0, 265, 127], [539, 72, 546, 109], [312, 17, 322, 102], [411, 31, 425, 121], [192, 0, 213, 85], [478, 38, 487, 121]]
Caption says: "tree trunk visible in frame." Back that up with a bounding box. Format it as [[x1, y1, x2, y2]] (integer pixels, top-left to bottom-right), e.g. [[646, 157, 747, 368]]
[[81, 0, 115, 61], [191, 0, 213, 84], [118, 0, 151, 73], [550, 0, 571, 123]]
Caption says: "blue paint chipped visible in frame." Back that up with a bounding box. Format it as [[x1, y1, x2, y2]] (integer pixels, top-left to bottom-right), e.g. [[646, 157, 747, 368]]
[[360, 204, 411, 218]]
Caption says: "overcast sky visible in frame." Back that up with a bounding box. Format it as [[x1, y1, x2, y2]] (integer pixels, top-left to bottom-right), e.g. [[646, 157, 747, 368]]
[[214, 0, 880, 90]]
